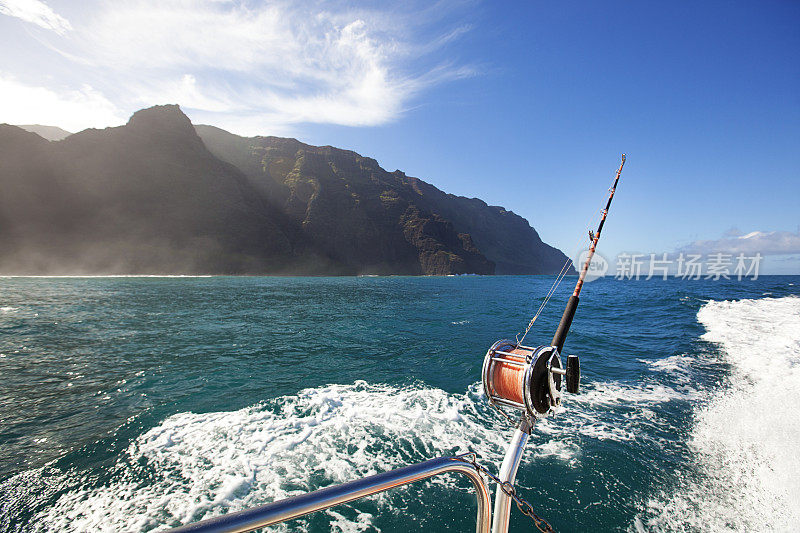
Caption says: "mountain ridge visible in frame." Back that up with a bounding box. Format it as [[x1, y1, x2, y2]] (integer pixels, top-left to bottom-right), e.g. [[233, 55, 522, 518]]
[[0, 105, 571, 275], [194, 123, 572, 275]]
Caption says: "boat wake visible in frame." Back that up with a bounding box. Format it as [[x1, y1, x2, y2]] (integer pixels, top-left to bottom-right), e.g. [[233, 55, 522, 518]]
[[9, 296, 796, 531], [32, 382, 510, 531], [635, 296, 800, 531], [25, 373, 686, 532]]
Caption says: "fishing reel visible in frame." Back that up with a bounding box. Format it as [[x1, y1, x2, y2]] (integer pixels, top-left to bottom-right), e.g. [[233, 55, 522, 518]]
[[482, 340, 580, 420]]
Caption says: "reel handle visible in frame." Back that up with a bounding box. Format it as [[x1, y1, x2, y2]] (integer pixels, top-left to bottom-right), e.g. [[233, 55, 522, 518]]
[[566, 354, 580, 394]]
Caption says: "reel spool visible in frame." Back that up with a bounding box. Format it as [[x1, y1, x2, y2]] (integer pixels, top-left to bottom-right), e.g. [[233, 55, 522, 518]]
[[482, 340, 580, 420]]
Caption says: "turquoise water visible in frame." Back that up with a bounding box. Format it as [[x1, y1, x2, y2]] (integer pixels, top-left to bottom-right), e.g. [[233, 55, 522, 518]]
[[1, 276, 799, 531]]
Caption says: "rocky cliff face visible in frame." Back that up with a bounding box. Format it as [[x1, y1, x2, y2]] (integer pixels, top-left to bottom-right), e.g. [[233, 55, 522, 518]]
[[402, 177, 572, 274], [0, 105, 570, 275], [0, 106, 335, 274], [194, 125, 495, 275], [195, 124, 572, 275]]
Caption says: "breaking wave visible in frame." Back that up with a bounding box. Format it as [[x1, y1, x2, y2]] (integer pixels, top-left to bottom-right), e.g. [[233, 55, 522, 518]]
[[636, 296, 800, 531]]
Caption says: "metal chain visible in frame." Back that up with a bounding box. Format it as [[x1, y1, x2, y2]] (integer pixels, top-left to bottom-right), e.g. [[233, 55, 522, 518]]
[[455, 453, 555, 533]]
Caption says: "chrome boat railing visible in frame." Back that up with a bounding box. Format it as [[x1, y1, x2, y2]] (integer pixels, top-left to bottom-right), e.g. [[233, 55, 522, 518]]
[[169, 456, 492, 533]]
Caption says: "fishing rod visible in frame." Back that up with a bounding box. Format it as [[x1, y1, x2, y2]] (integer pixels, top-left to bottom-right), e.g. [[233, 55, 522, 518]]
[[551, 153, 626, 354], [481, 154, 626, 533], [483, 153, 626, 419]]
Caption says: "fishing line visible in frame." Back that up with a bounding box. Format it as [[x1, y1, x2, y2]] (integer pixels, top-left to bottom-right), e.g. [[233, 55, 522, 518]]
[[516, 259, 571, 344], [484, 154, 626, 425], [516, 162, 623, 344]]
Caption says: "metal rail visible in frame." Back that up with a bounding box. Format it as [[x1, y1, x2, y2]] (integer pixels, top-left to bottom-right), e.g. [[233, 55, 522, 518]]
[[169, 456, 492, 533]]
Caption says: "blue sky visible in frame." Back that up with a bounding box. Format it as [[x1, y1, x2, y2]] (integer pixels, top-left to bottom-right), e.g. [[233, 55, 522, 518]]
[[1, 0, 798, 273]]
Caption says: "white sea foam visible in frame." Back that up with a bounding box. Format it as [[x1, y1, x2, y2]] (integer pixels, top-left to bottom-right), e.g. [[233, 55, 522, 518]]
[[534, 379, 692, 446], [640, 354, 692, 374], [637, 296, 800, 531], [31, 371, 678, 531], [0, 306, 18, 313], [35, 381, 510, 532], [639, 354, 695, 383], [25, 340, 708, 531], [574, 381, 693, 406]]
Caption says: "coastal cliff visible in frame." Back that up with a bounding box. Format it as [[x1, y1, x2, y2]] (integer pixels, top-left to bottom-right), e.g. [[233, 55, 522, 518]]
[[0, 105, 570, 275]]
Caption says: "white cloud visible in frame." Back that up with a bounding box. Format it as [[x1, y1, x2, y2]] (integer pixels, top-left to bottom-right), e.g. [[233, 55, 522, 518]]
[[0, 74, 125, 131], [0, 0, 71, 34], [679, 228, 800, 255], [0, 0, 475, 135]]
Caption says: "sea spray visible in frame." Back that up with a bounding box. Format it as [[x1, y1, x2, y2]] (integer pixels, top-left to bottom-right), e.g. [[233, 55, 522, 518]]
[[637, 296, 800, 531]]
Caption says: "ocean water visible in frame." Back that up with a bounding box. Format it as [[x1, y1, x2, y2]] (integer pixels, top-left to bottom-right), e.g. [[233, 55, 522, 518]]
[[0, 275, 798, 532]]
